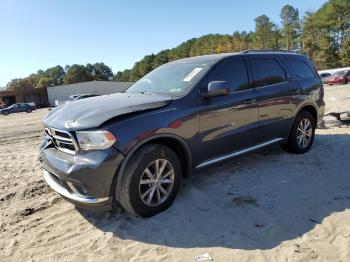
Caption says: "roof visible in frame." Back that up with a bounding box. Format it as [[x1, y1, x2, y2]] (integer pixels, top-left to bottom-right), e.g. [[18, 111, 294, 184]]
[[172, 50, 303, 65]]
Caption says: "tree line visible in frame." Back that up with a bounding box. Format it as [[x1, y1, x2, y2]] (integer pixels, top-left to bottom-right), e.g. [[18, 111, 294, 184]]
[[6, 63, 114, 91], [5, 0, 350, 91]]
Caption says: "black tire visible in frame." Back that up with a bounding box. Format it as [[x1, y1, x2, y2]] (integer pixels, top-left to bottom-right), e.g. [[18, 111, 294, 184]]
[[283, 111, 316, 154], [3, 111, 9, 115], [26, 108, 32, 113], [117, 144, 182, 217]]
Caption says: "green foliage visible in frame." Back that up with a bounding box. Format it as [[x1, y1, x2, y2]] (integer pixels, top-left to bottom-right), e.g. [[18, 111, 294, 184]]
[[302, 0, 350, 69], [253, 15, 280, 49], [44, 66, 65, 86], [340, 36, 350, 66], [86, 62, 113, 81], [115, 32, 255, 81], [5, 0, 350, 89], [6, 78, 31, 91], [63, 64, 92, 84], [36, 77, 52, 89], [280, 5, 301, 50]]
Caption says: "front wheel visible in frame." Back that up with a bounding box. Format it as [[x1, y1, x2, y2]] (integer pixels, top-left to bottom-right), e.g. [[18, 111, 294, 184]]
[[117, 144, 182, 217], [26, 108, 32, 113], [283, 111, 316, 154]]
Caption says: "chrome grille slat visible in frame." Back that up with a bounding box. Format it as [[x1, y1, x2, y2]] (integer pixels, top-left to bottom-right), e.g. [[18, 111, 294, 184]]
[[52, 135, 72, 142], [44, 127, 79, 154]]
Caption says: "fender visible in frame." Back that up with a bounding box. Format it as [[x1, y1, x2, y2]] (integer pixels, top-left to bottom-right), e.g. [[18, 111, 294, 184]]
[[113, 133, 192, 200]]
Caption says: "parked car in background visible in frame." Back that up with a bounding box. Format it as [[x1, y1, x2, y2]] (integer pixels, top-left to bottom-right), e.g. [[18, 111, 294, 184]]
[[41, 50, 325, 217], [324, 70, 350, 85], [69, 94, 100, 101], [0, 103, 35, 115], [27, 102, 37, 110], [320, 72, 331, 83]]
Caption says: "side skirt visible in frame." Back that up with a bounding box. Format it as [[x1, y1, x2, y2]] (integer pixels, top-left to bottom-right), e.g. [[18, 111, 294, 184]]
[[195, 138, 284, 169]]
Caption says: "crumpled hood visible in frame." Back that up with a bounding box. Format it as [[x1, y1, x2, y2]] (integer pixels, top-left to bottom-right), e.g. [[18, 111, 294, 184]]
[[44, 92, 172, 130]]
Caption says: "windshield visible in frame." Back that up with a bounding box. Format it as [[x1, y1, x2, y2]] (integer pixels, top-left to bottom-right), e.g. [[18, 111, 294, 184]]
[[126, 61, 209, 96]]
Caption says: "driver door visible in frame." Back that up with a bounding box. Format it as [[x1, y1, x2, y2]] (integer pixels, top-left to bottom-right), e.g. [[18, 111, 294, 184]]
[[197, 57, 259, 163]]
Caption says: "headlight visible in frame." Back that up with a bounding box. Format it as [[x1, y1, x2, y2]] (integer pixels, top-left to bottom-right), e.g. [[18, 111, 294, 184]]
[[75, 130, 116, 150]]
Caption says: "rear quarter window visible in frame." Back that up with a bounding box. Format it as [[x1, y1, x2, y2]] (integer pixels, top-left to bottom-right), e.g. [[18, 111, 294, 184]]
[[283, 58, 316, 80]]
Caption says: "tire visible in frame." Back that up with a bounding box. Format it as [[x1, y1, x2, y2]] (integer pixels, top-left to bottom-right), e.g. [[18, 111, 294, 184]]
[[283, 111, 316, 154], [26, 108, 32, 113], [3, 111, 9, 115], [117, 144, 182, 217]]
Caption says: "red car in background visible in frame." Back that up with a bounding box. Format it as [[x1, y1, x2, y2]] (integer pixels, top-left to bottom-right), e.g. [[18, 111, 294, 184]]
[[324, 70, 350, 85]]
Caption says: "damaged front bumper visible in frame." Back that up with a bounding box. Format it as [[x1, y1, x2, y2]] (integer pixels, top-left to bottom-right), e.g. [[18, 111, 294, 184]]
[[40, 144, 124, 210]]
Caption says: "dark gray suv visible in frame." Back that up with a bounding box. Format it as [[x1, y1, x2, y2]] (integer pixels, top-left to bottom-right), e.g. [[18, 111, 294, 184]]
[[40, 50, 325, 217]]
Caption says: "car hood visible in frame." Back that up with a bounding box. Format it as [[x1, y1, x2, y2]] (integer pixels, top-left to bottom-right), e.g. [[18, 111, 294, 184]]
[[44, 92, 172, 131]]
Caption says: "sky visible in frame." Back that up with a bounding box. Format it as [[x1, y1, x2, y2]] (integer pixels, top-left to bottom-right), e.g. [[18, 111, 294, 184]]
[[0, 0, 327, 87]]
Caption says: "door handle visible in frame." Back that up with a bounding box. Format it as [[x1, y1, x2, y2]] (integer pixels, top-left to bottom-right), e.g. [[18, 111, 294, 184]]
[[291, 89, 300, 95], [244, 98, 256, 104]]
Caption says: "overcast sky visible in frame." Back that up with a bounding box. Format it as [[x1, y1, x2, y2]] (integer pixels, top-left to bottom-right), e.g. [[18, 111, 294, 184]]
[[0, 0, 327, 86]]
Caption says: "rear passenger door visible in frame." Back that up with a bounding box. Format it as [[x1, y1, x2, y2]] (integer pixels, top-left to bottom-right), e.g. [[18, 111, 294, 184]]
[[248, 56, 296, 143], [198, 57, 258, 162]]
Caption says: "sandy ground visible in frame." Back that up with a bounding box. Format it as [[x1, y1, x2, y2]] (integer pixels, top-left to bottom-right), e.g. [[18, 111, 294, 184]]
[[1, 85, 350, 262]]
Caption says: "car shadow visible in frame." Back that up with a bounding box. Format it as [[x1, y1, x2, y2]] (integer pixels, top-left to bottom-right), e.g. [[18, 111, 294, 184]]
[[77, 132, 350, 250]]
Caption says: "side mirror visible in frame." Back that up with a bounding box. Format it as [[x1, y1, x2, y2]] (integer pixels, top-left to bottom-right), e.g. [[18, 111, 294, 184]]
[[202, 81, 230, 98]]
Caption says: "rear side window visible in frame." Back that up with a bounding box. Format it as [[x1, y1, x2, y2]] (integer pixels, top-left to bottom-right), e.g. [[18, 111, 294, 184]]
[[251, 58, 286, 87], [210, 58, 249, 92], [283, 58, 315, 80]]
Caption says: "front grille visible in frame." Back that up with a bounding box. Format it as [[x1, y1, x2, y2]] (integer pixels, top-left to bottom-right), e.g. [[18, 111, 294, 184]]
[[44, 127, 79, 154]]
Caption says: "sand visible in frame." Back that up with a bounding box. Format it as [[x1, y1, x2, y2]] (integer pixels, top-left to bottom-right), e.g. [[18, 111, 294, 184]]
[[0, 85, 350, 262]]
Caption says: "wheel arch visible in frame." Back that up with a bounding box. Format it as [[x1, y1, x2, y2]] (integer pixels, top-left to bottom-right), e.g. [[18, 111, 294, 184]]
[[113, 134, 192, 200], [285, 103, 318, 142], [296, 104, 318, 124]]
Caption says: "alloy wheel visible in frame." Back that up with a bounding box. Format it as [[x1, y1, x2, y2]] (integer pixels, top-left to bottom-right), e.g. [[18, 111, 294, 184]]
[[139, 159, 175, 207], [297, 118, 313, 148]]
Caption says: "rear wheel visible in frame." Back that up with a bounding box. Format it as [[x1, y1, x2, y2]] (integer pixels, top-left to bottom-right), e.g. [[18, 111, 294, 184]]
[[283, 111, 316, 154], [117, 144, 181, 217]]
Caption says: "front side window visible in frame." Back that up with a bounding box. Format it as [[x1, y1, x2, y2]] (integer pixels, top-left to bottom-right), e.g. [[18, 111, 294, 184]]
[[209, 58, 249, 92], [127, 61, 209, 96], [283, 58, 315, 80], [251, 58, 286, 87]]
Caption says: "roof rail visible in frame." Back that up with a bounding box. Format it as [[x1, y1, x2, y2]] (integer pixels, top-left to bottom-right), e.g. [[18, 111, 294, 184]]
[[241, 49, 301, 54]]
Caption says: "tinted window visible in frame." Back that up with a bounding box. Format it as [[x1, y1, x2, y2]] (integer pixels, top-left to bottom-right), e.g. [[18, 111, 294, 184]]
[[251, 58, 286, 87], [284, 58, 315, 79], [210, 59, 249, 92]]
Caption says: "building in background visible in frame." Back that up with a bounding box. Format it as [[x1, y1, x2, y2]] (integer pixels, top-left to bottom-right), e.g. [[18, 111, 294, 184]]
[[47, 81, 134, 106], [0, 88, 48, 107]]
